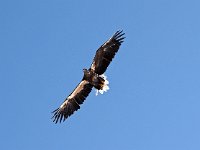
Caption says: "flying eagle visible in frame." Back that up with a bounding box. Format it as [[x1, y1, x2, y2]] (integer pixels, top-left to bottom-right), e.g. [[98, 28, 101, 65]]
[[52, 30, 125, 123]]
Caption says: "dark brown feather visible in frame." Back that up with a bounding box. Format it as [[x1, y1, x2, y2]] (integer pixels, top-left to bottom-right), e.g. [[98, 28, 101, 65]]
[[90, 30, 125, 75], [52, 80, 93, 123]]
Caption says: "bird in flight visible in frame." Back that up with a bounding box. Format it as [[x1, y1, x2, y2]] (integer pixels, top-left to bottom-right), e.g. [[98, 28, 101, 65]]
[[52, 30, 125, 123]]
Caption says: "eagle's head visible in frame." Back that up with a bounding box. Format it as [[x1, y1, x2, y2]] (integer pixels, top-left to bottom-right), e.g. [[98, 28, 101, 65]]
[[83, 68, 91, 76], [83, 68, 88, 73], [83, 68, 91, 80]]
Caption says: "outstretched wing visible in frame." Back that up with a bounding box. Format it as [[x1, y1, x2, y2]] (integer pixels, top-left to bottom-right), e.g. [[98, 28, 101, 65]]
[[52, 80, 93, 123], [90, 30, 125, 75]]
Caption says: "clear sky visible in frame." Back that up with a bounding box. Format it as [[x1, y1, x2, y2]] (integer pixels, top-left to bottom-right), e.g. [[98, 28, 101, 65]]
[[1, 0, 200, 150]]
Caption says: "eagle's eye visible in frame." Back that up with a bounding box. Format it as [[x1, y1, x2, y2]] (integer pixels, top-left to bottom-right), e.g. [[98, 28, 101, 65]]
[[83, 68, 88, 73]]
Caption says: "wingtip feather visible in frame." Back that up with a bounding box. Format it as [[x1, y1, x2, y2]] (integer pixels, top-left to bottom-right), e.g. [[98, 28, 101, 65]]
[[113, 30, 125, 43]]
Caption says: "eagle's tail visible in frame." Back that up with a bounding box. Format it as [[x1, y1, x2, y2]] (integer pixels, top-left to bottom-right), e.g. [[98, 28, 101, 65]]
[[95, 74, 109, 96]]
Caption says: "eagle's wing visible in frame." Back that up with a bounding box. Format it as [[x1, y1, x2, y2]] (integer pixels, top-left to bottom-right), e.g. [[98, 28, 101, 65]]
[[52, 80, 93, 123], [90, 30, 125, 75]]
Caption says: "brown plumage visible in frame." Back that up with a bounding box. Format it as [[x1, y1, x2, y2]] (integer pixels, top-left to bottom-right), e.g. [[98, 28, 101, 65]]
[[52, 80, 93, 123], [90, 30, 125, 74], [52, 30, 125, 123]]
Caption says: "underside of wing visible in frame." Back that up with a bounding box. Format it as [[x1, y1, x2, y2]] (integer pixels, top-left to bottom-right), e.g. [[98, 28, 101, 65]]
[[52, 80, 93, 123], [90, 30, 125, 75]]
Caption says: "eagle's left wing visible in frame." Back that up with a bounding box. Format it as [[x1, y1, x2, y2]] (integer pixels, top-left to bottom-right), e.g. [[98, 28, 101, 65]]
[[52, 80, 93, 123], [90, 30, 125, 75]]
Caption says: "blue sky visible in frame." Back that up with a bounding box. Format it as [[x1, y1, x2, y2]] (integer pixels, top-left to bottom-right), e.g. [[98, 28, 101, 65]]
[[1, 0, 200, 149]]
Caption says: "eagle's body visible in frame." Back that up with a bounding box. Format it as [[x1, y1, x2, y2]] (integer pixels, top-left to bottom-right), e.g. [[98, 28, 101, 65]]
[[52, 30, 125, 123], [83, 69, 108, 91]]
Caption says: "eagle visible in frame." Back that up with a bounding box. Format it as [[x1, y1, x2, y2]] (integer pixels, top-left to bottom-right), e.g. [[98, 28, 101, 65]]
[[52, 30, 125, 123]]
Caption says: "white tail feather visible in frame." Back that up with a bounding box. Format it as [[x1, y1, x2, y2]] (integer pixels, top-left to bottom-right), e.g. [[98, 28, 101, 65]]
[[95, 74, 109, 96]]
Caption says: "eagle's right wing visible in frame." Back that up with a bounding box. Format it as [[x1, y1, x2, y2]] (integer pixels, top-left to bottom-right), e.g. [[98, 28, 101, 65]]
[[90, 30, 125, 75], [52, 80, 93, 123]]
